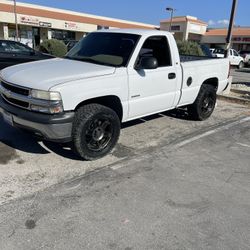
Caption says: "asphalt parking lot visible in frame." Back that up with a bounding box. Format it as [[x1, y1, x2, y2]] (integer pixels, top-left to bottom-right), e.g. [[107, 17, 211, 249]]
[[0, 100, 249, 250], [231, 67, 250, 85], [0, 100, 249, 206]]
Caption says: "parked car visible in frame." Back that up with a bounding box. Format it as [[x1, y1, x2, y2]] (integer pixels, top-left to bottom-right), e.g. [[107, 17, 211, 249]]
[[213, 48, 244, 68], [0, 40, 54, 70], [0, 29, 230, 160], [209, 48, 215, 55], [212, 48, 225, 58], [239, 50, 250, 67]]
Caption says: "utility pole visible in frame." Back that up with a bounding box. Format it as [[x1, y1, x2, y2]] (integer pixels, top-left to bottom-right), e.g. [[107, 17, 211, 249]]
[[225, 0, 238, 57], [14, 0, 19, 41], [166, 7, 175, 32]]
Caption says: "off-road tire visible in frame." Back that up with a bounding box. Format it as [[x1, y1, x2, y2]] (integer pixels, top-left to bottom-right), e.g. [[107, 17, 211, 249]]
[[187, 84, 217, 121], [72, 104, 120, 160]]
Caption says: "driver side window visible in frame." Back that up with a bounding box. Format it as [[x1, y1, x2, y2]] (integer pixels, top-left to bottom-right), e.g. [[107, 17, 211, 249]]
[[137, 36, 172, 67]]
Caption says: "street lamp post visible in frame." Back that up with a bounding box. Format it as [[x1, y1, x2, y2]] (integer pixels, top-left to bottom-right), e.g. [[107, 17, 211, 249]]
[[166, 7, 175, 32], [13, 0, 19, 41], [225, 0, 238, 57]]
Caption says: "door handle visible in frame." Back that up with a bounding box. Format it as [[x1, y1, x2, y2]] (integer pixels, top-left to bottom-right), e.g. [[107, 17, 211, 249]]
[[168, 73, 176, 79]]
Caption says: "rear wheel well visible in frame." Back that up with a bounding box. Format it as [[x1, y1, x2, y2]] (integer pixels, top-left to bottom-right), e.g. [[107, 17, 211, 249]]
[[75, 96, 123, 121], [202, 78, 218, 91]]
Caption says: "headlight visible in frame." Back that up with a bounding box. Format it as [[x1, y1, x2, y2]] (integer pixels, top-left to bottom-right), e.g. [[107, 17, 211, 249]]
[[30, 89, 63, 114], [30, 89, 62, 101]]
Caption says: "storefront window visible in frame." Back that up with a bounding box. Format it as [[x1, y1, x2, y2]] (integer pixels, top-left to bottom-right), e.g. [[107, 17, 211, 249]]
[[8, 25, 34, 48], [51, 29, 76, 42]]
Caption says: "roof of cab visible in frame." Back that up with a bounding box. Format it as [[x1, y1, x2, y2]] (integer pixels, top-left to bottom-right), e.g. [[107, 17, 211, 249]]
[[94, 28, 171, 36]]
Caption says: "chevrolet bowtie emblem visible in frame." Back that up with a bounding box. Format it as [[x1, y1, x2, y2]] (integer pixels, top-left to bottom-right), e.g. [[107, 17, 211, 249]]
[[4, 90, 12, 98]]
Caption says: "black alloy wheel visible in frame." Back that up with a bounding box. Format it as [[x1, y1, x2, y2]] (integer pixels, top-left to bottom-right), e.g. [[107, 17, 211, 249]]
[[72, 104, 120, 160], [188, 84, 217, 121], [85, 118, 113, 152]]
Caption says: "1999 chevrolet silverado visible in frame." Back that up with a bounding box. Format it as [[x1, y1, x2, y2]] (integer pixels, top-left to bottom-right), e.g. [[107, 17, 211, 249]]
[[0, 29, 230, 160]]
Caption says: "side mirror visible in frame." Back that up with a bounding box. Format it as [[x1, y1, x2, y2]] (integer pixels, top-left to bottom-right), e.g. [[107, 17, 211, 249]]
[[135, 57, 158, 70]]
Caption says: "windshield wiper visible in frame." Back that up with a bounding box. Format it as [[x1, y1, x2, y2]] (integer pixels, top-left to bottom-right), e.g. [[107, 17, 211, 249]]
[[64, 55, 93, 62], [65, 56, 116, 67], [78, 57, 116, 67], [64, 55, 77, 60]]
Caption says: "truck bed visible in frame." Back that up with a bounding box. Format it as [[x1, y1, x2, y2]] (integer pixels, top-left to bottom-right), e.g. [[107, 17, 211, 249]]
[[178, 57, 229, 107], [180, 55, 218, 62]]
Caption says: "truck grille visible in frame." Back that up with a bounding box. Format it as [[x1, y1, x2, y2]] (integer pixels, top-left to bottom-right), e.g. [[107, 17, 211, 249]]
[[0, 79, 61, 114], [0, 80, 30, 110], [1, 81, 29, 96], [2, 95, 30, 109]]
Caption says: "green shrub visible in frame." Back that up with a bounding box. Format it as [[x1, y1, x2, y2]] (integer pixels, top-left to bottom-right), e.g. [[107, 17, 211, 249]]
[[39, 39, 67, 57], [176, 40, 205, 56]]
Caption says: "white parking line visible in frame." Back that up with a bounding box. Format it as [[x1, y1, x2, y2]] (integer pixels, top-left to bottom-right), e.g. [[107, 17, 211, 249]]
[[175, 116, 250, 148], [236, 143, 250, 148], [111, 116, 250, 171]]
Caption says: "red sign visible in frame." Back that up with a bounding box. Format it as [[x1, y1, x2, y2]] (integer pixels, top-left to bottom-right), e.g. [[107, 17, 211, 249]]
[[232, 37, 250, 42], [65, 22, 78, 30]]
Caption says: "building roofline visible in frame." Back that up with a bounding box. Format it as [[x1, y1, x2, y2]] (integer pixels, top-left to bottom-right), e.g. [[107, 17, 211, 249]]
[[160, 16, 207, 25], [0, 0, 158, 29], [205, 27, 250, 36]]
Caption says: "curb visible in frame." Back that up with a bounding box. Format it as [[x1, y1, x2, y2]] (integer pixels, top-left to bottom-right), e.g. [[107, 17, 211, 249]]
[[218, 94, 250, 107], [231, 88, 250, 95]]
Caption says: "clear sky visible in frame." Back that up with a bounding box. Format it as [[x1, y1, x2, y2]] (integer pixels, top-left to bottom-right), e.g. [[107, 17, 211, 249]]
[[18, 0, 249, 27]]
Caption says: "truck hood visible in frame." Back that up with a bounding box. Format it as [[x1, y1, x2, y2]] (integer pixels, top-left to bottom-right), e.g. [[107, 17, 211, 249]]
[[0, 58, 116, 91]]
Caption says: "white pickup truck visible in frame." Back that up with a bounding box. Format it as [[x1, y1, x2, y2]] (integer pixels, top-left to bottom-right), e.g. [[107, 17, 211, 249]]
[[213, 48, 244, 69], [0, 29, 229, 160]]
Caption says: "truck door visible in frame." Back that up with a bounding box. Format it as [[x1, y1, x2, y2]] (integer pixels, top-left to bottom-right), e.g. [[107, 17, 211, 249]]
[[127, 36, 177, 119], [232, 50, 241, 65], [229, 49, 239, 66]]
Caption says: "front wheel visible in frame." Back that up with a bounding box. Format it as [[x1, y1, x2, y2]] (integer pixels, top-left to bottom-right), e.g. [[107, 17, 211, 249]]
[[187, 84, 217, 121], [72, 104, 120, 160]]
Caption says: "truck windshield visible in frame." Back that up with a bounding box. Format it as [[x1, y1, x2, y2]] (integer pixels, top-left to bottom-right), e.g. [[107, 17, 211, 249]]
[[66, 32, 140, 67]]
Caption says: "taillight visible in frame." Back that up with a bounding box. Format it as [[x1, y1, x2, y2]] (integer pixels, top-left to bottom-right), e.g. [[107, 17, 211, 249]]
[[228, 63, 232, 78]]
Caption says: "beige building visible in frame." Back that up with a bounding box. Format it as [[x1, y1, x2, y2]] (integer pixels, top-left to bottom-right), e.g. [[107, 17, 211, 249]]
[[0, 0, 157, 47], [160, 16, 207, 41], [161, 15, 250, 51]]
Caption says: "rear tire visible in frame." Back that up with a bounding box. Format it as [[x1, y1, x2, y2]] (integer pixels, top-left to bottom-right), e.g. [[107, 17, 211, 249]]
[[72, 104, 120, 160], [187, 84, 217, 121]]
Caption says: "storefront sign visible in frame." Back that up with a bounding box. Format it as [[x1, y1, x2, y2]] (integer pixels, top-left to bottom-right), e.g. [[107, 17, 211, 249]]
[[232, 37, 250, 42], [39, 21, 52, 28], [65, 22, 78, 30], [20, 16, 39, 26]]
